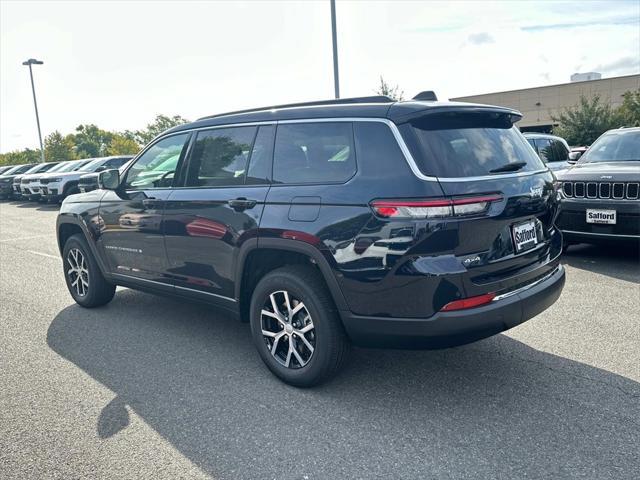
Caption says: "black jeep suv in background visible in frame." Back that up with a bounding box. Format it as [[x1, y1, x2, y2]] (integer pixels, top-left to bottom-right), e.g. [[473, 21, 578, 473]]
[[557, 127, 640, 246], [56, 96, 565, 386]]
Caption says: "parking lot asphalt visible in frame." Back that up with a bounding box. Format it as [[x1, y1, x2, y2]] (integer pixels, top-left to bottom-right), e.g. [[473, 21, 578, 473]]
[[0, 199, 639, 480]]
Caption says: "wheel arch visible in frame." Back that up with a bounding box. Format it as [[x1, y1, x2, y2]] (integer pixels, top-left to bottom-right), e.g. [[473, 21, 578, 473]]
[[56, 214, 110, 276], [235, 238, 349, 322]]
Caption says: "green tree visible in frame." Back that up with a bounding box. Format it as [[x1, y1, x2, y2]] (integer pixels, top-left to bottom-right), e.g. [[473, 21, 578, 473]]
[[616, 89, 640, 127], [44, 131, 77, 162], [106, 134, 140, 156], [0, 149, 42, 166], [72, 124, 114, 158], [552, 94, 619, 145], [134, 114, 189, 145], [375, 76, 404, 101]]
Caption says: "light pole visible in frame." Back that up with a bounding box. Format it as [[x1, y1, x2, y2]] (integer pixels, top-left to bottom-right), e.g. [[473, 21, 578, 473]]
[[330, 0, 340, 99], [22, 58, 45, 163]]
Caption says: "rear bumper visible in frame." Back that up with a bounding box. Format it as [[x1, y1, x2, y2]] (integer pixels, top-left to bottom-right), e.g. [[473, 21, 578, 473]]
[[341, 264, 565, 348]]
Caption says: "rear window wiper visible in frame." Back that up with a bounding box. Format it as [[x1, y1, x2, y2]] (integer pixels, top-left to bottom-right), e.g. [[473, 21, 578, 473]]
[[489, 161, 527, 173]]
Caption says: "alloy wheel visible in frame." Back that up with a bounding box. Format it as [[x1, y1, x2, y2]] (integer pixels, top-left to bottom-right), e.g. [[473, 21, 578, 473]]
[[261, 290, 315, 369], [67, 248, 89, 297]]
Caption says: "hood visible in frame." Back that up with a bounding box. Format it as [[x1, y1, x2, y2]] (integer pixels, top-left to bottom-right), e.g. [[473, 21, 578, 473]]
[[12, 175, 24, 182], [40, 170, 82, 179], [79, 172, 99, 181], [557, 161, 640, 182]]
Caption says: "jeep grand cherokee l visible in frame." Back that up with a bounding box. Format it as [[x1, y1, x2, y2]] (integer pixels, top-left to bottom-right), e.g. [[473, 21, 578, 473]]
[[557, 127, 640, 246], [56, 96, 565, 386]]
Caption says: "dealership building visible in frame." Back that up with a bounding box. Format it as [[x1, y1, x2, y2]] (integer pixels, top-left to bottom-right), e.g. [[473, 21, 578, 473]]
[[451, 73, 640, 133]]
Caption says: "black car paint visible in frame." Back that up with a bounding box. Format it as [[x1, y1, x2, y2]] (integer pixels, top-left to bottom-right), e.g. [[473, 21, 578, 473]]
[[57, 101, 565, 347]]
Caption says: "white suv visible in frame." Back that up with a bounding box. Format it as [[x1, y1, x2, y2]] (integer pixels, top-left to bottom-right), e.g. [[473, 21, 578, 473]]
[[41, 156, 130, 203]]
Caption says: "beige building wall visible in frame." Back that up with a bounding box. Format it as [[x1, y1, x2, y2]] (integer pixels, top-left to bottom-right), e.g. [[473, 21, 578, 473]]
[[451, 74, 640, 131]]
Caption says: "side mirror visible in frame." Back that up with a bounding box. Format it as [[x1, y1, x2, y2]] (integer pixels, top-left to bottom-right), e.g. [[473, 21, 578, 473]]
[[568, 151, 583, 162], [98, 169, 120, 190], [95, 166, 106, 172]]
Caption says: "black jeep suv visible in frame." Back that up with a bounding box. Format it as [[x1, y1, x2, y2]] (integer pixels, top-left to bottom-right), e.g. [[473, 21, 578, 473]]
[[556, 127, 640, 246], [56, 96, 565, 386]]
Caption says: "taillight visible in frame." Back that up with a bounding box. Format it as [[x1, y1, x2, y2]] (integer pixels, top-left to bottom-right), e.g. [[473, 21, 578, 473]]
[[440, 292, 496, 312], [371, 195, 502, 219]]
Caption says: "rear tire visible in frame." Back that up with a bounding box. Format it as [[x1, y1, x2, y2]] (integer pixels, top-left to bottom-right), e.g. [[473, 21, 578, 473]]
[[63, 233, 115, 308], [249, 265, 349, 387]]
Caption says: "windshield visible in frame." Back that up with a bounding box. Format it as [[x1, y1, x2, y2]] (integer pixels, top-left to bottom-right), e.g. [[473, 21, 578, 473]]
[[47, 161, 75, 173], [76, 158, 104, 172], [25, 162, 58, 174], [403, 112, 544, 178], [579, 129, 640, 163], [10, 164, 36, 174], [52, 161, 85, 173]]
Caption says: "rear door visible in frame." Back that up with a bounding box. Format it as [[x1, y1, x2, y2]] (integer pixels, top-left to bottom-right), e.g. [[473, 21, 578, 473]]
[[399, 111, 561, 297], [163, 124, 274, 303]]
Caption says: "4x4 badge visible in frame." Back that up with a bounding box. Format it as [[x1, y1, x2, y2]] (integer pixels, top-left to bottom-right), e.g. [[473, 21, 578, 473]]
[[530, 186, 543, 198]]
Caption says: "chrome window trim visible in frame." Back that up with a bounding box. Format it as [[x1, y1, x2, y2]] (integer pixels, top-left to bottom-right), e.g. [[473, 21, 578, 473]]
[[141, 117, 549, 184], [586, 182, 598, 198]]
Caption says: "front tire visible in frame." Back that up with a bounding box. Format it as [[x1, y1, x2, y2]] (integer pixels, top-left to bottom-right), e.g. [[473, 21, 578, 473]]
[[249, 265, 349, 387], [63, 233, 115, 308]]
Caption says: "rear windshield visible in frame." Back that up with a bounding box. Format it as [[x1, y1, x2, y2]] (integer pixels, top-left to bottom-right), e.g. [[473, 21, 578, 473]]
[[402, 112, 544, 178], [579, 129, 639, 163]]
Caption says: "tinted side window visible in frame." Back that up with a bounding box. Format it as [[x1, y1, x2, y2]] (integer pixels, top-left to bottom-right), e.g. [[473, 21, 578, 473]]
[[551, 139, 569, 161], [534, 138, 554, 162], [186, 126, 257, 187], [273, 122, 356, 184], [125, 134, 189, 189], [246, 125, 274, 185]]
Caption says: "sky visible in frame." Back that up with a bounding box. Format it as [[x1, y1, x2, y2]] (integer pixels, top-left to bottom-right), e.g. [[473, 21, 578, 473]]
[[1, 0, 639, 153]]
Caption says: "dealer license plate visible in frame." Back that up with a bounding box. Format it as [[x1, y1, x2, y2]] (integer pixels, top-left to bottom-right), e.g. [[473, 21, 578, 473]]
[[586, 209, 616, 225], [512, 220, 538, 253]]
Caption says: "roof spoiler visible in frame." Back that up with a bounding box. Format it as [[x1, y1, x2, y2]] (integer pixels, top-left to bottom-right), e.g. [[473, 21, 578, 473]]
[[412, 91, 438, 101]]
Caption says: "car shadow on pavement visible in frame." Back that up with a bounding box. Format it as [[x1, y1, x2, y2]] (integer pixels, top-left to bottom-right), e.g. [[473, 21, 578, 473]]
[[562, 243, 640, 283], [47, 290, 640, 480], [7, 200, 59, 211]]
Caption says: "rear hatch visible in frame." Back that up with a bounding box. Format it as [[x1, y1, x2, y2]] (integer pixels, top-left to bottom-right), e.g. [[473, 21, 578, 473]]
[[397, 108, 562, 299]]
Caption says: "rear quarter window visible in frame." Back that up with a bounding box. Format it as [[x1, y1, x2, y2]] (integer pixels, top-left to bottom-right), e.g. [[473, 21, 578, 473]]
[[400, 112, 545, 178], [273, 122, 356, 184]]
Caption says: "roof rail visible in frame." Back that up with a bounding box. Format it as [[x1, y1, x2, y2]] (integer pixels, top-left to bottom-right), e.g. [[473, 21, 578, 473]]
[[198, 96, 394, 121]]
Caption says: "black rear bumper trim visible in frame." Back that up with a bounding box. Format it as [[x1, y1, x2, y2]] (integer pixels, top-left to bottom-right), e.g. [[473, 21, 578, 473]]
[[340, 264, 565, 349]]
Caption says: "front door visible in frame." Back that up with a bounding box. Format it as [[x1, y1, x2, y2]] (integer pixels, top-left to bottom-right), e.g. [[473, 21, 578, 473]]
[[98, 132, 191, 285], [163, 124, 274, 302]]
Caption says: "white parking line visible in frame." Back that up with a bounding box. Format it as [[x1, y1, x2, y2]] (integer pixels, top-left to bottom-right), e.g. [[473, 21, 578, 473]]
[[0, 234, 51, 243], [26, 250, 61, 261]]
